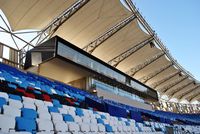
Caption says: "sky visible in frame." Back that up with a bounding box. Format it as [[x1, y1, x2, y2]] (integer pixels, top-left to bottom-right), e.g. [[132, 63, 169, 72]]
[[133, 0, 200, 80]]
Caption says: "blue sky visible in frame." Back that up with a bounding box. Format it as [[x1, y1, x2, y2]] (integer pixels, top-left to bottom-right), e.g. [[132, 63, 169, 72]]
[[133, 0, 200, 80]]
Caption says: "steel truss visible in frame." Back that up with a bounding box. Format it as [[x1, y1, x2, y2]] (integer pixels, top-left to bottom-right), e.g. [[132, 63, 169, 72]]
[[168, 81, 194, 97], [190, 94, 200, 102], [19, 0, 90, 65], [179, 85, 200, 100], [124, 0, 197, 88], [185, 87, 200, 101], [82, 15, 136, 53], [150, 71, 181, 88], [159, 76, 188, 94], [108, 36, 154, 67], [139, 63, 173, 83], [126, 52, 165, 76]]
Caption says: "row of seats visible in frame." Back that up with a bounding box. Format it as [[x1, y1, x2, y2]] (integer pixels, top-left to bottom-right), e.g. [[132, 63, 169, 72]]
[[0, 92, 165, 134], [0, 62, 199, 134]]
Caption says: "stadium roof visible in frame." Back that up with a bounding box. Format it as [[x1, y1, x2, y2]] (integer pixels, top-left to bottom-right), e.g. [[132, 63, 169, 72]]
[[0, 0, 199, 103]]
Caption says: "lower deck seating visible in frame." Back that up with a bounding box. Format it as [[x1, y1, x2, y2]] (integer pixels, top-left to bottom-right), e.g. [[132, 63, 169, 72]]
[[0, 93, 166, 134], [0, 63, 199, 134]]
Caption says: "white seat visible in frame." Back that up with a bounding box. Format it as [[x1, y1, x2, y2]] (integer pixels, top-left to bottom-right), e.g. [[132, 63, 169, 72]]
[[80, 123, 90, 132], [82, 117, 90, 124], [8, 99, 23, 109], [0, 114, 15, 132], [36, 132, 54, 134], [98, 124, 105, 132], [90, 118, 97, 124], [90, 114, 96, 119], [94, 114, 101, 118], [68, 106, 76, 111], [74, 115, 82, 123], [23, 102, 36, 110], [58, 108, 68, 114], [67, 122, 80, 133], [34, 99, 44, 107], [0, 92, 8, 100], [117, 126, 123, 132], [57, 132, 71, 134], [54, 122, 68, 132], [3, 105, 21, 117], [37, 106, 48, 113], [68, 110, 76, 116], [9, 132, 32, 134], [112, 126, 117, 132], [62, 105, 70, 110], [22, 96, 35, 104], [123, 125, 128, 132], [37, 119, 54, 132], [44, 101, 53, 107], [51, 113, 63, 121], [90, 124, 98, 132], [102, 119, 109, 124], [38, 112, 51, 120]]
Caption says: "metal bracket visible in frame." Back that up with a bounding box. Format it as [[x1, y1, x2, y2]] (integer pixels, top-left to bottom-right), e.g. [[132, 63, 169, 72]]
[[150, 71, 180, 88], [139, 63, 173, 83], [168, 81, 194, 97], [159, 76, 188, 93], [179, 85, 200, 100], [108, 36, 154, 67], [126, 52, 165, 76], [82, 15, 136, 53]]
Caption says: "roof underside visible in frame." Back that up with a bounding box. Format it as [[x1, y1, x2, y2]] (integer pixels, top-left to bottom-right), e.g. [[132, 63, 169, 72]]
[[0, 0, 199, 103]]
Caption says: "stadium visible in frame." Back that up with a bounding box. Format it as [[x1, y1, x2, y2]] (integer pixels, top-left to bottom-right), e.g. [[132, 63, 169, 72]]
[[0, 0, 199, 134]]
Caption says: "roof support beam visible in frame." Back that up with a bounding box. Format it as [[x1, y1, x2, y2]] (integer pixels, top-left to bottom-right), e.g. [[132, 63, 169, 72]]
[[190, 94, 200, 102], [168, 81, 194, 98], [139, 63, 173, 83], [20, 0, 90, 51], [108, 36, 154, 67], [185, 87, 200, 101], [124, 0, 195, 83], [126, 52, 165, 76], [82, 15, 137, 53], [179, 85, 200, 100], [159, 76, 188, 93], [150, 71, 180, 88]]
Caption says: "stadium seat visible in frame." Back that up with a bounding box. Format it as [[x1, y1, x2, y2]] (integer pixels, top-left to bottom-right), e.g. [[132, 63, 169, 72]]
[[21, 108, 37, 119], [16, 117, 36, 132], [37, 119, 54, 132], [63, 114, 74, 122], [68, 122, 80, 133], [0, 114, 15, 132], [0, 97, 7, 107], [54, 122, 68, 132], [3, 105, 21, 117]]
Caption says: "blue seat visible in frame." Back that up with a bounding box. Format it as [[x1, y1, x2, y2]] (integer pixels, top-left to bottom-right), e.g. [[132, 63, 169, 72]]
[[0, 97, 6, 107], [75, 108, 84, 117], [8, 84, 17, 90], [125, 121, 130, 126], [21, 108, 37, 119], [48, 106, 59, 113], [63, 114, 74, 122], [16, 117, 36, 132], [101, 115, 106, 119], [105, 124, 113, 132], [52, 99, 62, 108], [9, 94, 22, 101], [97, 118, 104, 124]]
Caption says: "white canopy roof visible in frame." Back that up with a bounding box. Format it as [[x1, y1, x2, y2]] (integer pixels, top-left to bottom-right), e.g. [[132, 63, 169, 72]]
[[0, 0, 199, 103]]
